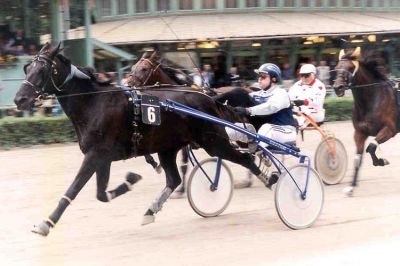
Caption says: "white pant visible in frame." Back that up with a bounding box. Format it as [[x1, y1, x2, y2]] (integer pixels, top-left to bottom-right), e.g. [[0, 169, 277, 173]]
[[226, 123, 297, 148]]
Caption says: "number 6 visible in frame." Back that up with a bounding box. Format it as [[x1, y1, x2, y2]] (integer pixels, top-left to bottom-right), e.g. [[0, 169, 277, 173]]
[[147, 107, 156, 123]]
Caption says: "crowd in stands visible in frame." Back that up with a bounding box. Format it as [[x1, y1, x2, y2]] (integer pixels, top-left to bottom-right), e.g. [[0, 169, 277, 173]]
[[0, 29, 39, 63]]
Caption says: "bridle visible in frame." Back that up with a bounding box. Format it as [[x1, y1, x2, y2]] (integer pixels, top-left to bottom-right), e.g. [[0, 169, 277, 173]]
[[335, 59, 360, 89], [23, 54, 55, 97], [130, 58, 161, 85]]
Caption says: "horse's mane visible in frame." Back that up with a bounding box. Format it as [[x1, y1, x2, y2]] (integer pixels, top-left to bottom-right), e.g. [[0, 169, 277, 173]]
[[344, 49, 389, 81]]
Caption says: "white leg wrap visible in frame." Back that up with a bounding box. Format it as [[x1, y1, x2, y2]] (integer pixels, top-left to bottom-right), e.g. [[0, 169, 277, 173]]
[[371, 139, 379, 147], [45, 218, 56, 227], [106, 191, 114, 201], [124, 181, 133, 191], [354, 154, 362, 168], [62, 195, 72, 204], [150, 187, 172, 213]]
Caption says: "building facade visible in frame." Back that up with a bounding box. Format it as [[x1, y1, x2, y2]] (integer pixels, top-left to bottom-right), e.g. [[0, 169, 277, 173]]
[[86, 0, 400, 84]]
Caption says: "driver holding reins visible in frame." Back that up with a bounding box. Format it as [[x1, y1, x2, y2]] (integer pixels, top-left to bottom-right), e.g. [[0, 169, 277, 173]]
[[288, 64, 326, 127], [226, 63, 297, 188]]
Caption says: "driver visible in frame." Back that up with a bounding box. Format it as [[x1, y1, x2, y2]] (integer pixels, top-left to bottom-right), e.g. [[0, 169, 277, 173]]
[[226, 63, 297, 188], [288, 64, 326, 127]]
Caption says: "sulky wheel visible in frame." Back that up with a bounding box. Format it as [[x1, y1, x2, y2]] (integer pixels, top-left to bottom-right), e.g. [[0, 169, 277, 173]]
[[275, 164, 324, 230], [187, 158, 233, 217], [314, 137, 348, 185]]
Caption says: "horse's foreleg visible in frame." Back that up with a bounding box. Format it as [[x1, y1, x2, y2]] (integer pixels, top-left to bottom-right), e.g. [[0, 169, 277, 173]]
[[142, 150, 180, 225], [94, 161, 142, 202], [366, 127, 395, 166], [32, 152, 98, 236], [344, 131, 367, 196]]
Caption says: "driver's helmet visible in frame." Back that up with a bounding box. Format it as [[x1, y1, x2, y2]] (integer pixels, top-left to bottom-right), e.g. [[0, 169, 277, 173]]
[[254, 63, 282, 83], [299, 64, 317, 74]]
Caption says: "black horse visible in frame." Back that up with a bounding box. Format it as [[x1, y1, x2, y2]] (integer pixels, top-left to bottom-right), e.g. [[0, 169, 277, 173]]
[[14, 43, 263, 236], [333, 47, 398, 196]]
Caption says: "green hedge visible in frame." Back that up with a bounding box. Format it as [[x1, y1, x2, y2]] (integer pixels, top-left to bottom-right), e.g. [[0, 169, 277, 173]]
[[324, 96, 353, 122], [0, 115, 77, 149], [0, 97, 354, 149]]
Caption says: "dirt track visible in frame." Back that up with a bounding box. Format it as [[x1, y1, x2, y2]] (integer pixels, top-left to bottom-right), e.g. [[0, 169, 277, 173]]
[[1, 121, 400, 266]]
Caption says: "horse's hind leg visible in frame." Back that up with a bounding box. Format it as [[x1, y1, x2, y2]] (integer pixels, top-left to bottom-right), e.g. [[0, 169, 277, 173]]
[[142, 149, 181, 225], [145, 154, 162, 174], [95, 161, 142, 202], [171, 146, 190, 198], [366, 127, 395, 166], [344, 131, 367, 196]]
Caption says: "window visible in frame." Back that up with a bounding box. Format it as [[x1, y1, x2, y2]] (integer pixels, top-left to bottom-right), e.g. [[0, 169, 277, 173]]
[[202, 0, 216, 9], [315, 0, 323, 7], [225, 0, 238, 8], [135, 0, 148, 12], [101, 0, 111, 16], [179, 0, 193, 9], [246, 0, 259, 7], [157, 0, 170, 11], [284, 0, 295, 7], [266, 0, 278, 7], [301, 0, 310, 7], [118, 0, 128, 14], [328, 0, 337, 7]]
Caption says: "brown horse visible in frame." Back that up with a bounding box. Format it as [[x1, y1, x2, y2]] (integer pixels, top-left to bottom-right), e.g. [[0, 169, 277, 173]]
[[333, 47, 397, 196], [14, 43, 263, 236], [128, 50, 195, 196]]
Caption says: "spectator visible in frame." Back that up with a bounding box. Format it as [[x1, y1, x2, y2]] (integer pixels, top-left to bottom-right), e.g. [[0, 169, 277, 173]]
[[120, 73, 130, 86], [201, 64, 215, 88], [225, 66, 242, 87], [317, 60, 331, 86], [190, 67, 202, 88]]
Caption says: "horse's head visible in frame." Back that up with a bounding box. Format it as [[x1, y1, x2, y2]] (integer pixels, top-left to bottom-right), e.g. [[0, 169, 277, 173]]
[[14, 43, 62, 110], [333, 47, 361, 97], [127, 51, 161, 87]]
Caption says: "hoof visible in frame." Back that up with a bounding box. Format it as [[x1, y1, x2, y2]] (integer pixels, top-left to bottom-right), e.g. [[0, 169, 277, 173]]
[[31, 221, 50, 236], [379, 158, 390, 166], [155, 164, 163, 174], [126, 172, 142, 184], [141, 215, 155, 226], [343, 186, 354, 197]]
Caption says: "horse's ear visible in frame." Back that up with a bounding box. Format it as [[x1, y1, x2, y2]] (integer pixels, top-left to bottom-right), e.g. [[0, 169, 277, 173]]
[[351, 47, 361, 60], [338, 49, 345, 60], [49, 42, 61, 58], [150, 50, 160, 61], [39, 42, 51, 54]]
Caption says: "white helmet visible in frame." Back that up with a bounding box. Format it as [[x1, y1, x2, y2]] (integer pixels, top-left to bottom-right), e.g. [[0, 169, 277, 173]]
[[299, 64, 317, 74]]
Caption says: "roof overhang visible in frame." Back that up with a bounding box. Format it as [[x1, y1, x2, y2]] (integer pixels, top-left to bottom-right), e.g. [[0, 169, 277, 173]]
[[67, 12, 400, 44]]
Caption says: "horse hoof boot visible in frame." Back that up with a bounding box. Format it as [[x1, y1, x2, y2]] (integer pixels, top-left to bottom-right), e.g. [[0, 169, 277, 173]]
[[141, 215, 155, 225], [126, 172, 142, 184], [343, 186, 354, 197], [31, 221, 50, 236]]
